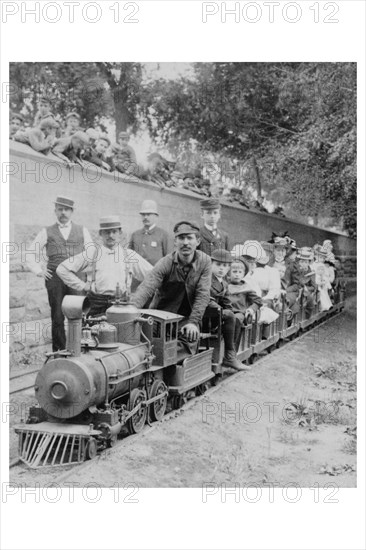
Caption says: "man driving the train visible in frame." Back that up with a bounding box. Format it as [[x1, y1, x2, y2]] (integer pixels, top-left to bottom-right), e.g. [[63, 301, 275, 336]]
[[132, 221, 212, 360]]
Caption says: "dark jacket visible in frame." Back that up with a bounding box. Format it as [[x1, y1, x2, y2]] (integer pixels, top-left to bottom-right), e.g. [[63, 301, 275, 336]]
[[133, 250, 212, 326], [227, 282, 263, 313], [209, 275, 233, 310], [83, 148, 114, 171], [198, 225, 230, 256], [129, 226, 170, 266], [284, 262, 316, 295]]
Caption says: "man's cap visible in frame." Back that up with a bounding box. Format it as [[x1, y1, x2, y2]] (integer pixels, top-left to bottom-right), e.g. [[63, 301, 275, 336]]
[[173, 221, 200, 237], [99, 216, 122, 231], [40, 117, 59, 130], [98, 135, 111, 146], [11, 112, 24, 122], [55, 196, 74, 209], [273, 236, 287, 247], [211, 249, 233, 263], [71, 131, 91, 145], [200, 198, 220, 210], [66, 112, 81, 121], [118, 131, 129, 139], [140, 200, 159, 215], [298, 247, 313, 261]]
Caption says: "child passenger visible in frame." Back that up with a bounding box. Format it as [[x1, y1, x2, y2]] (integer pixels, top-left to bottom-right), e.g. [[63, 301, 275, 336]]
[[207, 249, 250, 372], [227, 259, 263, 327]]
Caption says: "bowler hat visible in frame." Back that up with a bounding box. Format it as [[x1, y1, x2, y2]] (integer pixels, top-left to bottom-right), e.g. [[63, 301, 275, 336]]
[[173, 221, 200, 237], [211, 249, 233, 263], [200, 198, 220, 210], [140, 200, 159, 215], [54, 196, 74, 209], [99, 216, 122, 231]]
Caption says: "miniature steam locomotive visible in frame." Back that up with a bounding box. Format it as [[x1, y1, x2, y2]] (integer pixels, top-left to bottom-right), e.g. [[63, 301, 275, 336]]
[[15, 282, 346, 469]]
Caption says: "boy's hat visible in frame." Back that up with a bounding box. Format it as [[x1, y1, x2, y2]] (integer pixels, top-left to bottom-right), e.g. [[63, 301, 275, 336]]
[[232, 241, 269, 265], [99, 216, 122, 230], [200, 198, 220, 210], [298, 247, 313, 261], [118, 131, 129, 139], [211, 249, 233, 263], [71, 131, 91, 145]]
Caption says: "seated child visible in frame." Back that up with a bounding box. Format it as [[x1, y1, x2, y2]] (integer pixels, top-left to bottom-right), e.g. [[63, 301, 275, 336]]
[[207, 249, 250, 371], [285, 247, 317, 317], [227, 259, 263, 344], [312, 244, 332, 311]]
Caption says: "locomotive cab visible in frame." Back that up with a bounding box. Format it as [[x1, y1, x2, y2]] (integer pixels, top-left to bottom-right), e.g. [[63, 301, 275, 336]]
[[139, 309, 183, 367]]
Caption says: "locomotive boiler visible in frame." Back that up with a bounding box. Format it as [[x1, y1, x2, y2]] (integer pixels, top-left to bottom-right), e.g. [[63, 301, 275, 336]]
[[15, 292, 215, 468]]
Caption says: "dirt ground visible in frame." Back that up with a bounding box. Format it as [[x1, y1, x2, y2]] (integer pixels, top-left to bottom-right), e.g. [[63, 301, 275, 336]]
[[10, 296, 357, 488]]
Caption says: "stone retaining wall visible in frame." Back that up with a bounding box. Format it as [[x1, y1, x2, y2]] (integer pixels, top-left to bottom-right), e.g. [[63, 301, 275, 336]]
[[8, 142, 357, 352]]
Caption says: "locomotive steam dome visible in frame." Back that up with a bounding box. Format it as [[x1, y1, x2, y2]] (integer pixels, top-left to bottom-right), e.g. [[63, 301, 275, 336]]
[[106, 302, 141, 345]]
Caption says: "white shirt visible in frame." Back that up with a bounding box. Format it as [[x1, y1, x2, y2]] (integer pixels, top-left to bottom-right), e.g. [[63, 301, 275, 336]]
[[247, 265, 281, 301], [26, 222, 93, 275], [57, 244, 152, 295]]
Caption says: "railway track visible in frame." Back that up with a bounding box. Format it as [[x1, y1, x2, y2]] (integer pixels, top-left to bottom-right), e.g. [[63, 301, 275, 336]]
[[9, 309, 345, 481]]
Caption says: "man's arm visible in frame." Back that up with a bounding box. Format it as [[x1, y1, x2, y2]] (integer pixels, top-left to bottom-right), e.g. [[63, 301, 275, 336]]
[[28, 128, 54, 153], [132, 256, 170, 308], [188, 257, 212, 326], [56, 250, 91, 292], [26, 228, 48, 276], [126, 248, 152, 282]]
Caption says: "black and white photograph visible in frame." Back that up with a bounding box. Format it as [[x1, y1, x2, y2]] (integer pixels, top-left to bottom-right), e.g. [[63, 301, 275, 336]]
[[1, 2, 365, 550]]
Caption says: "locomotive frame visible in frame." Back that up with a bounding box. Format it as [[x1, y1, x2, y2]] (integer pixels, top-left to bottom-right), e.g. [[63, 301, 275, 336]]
[[15, 281, 346, 469]]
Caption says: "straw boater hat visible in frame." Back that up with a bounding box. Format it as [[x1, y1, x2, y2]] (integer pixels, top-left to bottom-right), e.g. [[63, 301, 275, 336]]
[[54, 196, 74, 209], [211, 249, 233, 264], [313, 243, 328, 257], [99, 216, 122, 231], [298, 247, 313, 261], [139, 200, 159, 215]]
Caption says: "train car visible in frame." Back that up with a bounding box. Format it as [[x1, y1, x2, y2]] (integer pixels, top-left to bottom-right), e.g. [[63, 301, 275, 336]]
[[14, 279, 346, 469]]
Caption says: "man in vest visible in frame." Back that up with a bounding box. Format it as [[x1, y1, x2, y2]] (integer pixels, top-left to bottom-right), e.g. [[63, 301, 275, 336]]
[[27, 196, 92, 351], [57, 216, 152, 316], [129, 200, 170, 266], [197, 198, 230, 255]]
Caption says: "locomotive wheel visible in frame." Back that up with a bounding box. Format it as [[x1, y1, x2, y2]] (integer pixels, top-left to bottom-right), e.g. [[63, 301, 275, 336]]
[[172, 394, 185, 410], [86, 438, 98, 460], [127, 389, 147, 434], [149, 380, 167, 422]]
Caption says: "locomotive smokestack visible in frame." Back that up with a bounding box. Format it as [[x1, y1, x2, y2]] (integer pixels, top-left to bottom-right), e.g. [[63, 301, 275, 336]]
[[61, 296, 90, 356]]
